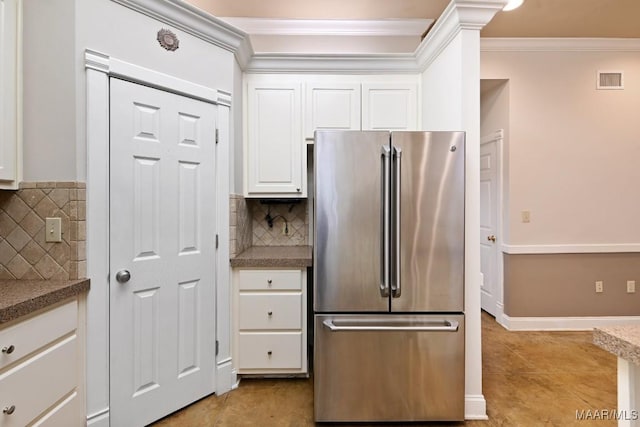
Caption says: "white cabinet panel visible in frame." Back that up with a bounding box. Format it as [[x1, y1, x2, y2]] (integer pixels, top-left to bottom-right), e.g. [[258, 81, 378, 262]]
[[0, 300, 76, 371], [0, 0, 21, 189], [362, 83, 418, 131], [305, 83, 361, 139], [0, 336, 77, 427], [0, 298, 83, 427], [239, 293, 302, 330], [246, 82, 304, 196], [234, 268, 307, 375], [238, 332, 302, 370], [238, 269, 302, 291]]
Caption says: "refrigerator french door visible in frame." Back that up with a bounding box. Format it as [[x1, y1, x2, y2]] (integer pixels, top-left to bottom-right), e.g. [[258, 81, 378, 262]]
[[314, 130, 465, 422]]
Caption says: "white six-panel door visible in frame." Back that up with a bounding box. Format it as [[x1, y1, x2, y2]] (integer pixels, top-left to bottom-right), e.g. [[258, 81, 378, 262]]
[[480, 138, 499, 316], [109, 78, 217, 426]]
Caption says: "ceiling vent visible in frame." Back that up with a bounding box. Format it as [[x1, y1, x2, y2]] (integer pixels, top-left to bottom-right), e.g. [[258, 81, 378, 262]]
[[597, 71, 624, 90]]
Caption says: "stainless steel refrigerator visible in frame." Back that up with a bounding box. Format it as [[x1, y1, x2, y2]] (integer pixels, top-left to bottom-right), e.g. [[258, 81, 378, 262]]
[[313, 130, 465, 422]]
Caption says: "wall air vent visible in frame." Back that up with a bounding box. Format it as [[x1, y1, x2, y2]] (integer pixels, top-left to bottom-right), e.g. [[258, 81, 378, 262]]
[[597, 71, 624, 90]]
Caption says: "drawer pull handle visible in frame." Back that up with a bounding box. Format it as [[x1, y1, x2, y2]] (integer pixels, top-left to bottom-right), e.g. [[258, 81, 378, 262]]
[[3, 405, 15, 415], [267, 351, 272, 356], [1, 345, 14, 354], [268, 311, 273, 316], [267, 279, 273, 285]]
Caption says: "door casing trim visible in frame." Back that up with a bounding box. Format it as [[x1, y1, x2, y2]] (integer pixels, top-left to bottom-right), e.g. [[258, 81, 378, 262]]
[[85, 48, 232, 425]]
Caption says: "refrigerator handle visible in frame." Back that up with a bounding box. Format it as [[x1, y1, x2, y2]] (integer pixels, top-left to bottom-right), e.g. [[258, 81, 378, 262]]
[[323, 319, 459, 332], [391, 146, 402, 298], [380, 145, 391, 297]]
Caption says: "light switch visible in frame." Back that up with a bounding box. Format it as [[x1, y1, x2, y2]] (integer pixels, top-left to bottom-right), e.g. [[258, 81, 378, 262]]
[[45, 217, 62, 242]]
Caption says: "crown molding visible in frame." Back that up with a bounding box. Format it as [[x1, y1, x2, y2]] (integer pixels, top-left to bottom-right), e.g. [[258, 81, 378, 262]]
[[246, 53, 420, 74], [415, 0, 505, 70], [110, 0, 253, 68], [218, 18, 433, 37], [481, 37, 640, 52]]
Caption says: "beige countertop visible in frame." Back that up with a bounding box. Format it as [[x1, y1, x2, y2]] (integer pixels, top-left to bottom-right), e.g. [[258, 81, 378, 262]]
[[231, 246, 312, 268], [0, 279, 90, 324], [594, 325, 640, 366]]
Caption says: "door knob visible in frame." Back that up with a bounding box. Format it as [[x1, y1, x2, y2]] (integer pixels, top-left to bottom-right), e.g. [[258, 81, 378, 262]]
[[487, 235, 496, 242], [115, 270, 131, 283]]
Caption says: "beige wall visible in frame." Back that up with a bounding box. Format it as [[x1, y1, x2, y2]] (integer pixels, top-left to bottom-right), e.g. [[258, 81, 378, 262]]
[[482, 48, 640, 319], [504, 253, 640, 317], [481, 49, 640, 246]]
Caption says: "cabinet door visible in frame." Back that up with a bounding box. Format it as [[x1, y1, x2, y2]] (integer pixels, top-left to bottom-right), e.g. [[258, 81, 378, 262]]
[[0, 0, 20, 189], [362, 83, 418, 131], [247, 82, 304, 196], [305, 83, 361, 139]]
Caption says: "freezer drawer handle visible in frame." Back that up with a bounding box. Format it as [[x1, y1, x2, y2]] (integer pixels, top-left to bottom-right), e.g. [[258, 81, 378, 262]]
[[322, 319, 459, 332]]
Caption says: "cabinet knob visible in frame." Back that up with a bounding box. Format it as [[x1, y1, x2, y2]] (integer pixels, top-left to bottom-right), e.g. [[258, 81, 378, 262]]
[[1, 345, 14, 354], [268, 311, 273, 316], [267, 351, 272, 356], [296, 188, 301, 192], [3, 405, 15, 415], [267, 279, 272, 285]]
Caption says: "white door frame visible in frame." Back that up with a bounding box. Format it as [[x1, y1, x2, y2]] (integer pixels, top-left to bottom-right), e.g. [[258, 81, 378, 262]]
[[84, 49, 232, 427], [480, 130, 505, 326]]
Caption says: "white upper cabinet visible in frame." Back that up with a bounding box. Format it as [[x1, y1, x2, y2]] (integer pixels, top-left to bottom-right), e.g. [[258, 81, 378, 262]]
[[244, 75, 419, 197], [0, 0, 21, 189], [362, 83, 418, 131], [246, 80, 305, 197], [305, 83, 361, 139]]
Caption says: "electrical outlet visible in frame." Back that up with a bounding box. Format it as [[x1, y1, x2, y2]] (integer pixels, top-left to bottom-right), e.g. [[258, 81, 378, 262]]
[[45, 217, 62, 242], [627, 280, 636, 294], [595, 281, 604, 293], [521, 210, 531, 223]]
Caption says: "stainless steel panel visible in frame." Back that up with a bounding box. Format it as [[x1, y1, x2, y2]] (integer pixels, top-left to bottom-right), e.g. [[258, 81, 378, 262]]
[[391, 132, 465, 312], [314, 131, 390, 312], [314, 314, 465, 422]]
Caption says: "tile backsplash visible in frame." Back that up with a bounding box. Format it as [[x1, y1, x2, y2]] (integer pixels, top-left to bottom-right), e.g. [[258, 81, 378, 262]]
[[0, 182, 86, 280], [229, 194, 309, 257]]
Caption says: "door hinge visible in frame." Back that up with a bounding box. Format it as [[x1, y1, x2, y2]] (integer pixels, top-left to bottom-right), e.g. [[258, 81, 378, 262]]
[[215, 234, 219, 249], [215, 128, 219, 144], [215, 340, 219, 356]]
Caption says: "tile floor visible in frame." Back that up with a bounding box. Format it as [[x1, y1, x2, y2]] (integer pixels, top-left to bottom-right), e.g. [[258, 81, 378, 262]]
[[151, 312, 617, 426]]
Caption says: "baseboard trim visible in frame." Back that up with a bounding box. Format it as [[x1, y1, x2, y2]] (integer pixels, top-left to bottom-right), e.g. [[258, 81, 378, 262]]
[[87, 407, 109, 427], [502, 314, 640, 331], [465, 394, 488, 420], [216, 359, 237, 395]]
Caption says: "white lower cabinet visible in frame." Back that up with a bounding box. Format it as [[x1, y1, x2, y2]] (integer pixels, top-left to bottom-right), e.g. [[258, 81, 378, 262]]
[[0, 299, 85, 426], [234, 268, 308, 375]]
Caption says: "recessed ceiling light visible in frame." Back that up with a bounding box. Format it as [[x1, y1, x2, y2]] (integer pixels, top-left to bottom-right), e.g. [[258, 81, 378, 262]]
[[503, 0, 524, 11]]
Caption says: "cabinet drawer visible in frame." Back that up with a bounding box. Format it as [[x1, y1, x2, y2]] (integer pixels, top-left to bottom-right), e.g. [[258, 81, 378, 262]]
[[238, 333, 302, 369], [0, 300, 77, 370], [0, 335, 77, 427], [239, 293, 301, 330], [32, 391, 82, 427], [238, 270, 301, 291]]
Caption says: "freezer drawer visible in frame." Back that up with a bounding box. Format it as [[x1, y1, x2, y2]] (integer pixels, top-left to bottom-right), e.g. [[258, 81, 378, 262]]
[[314, 314, 464, 422]]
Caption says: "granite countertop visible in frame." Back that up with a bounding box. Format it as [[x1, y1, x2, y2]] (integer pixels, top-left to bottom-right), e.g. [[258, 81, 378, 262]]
[[594, 325, 640, 366], [231, 246, 312, 268], [0, 279, 90, 324]]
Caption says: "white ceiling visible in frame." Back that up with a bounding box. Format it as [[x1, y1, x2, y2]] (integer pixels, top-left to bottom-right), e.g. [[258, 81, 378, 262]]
[[186, 0, 640, 54]]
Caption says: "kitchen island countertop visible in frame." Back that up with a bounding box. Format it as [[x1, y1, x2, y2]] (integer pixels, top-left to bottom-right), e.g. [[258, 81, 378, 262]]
[[231, 245, 312, 268], [594, 325, 640, 366], [0, 279, 90, 324]]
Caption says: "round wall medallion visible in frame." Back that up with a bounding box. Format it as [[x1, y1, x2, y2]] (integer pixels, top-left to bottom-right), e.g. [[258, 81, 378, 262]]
[[157, 28, 179, 51]]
